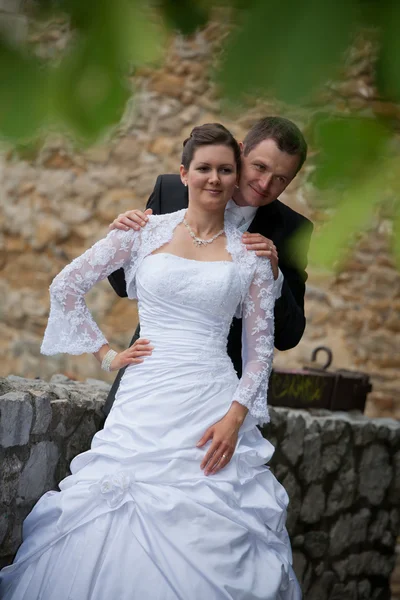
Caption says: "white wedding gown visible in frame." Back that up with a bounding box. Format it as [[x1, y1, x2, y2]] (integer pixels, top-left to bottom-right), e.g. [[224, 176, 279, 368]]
[[0, 210, 301, 600]]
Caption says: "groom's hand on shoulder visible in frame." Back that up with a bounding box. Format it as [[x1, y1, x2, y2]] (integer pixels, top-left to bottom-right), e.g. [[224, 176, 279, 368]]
[[242, 232, 279, 280], [109, 208, 153, 232]]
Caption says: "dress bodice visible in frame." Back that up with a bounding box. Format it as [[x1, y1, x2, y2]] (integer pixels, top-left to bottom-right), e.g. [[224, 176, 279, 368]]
[[136, 253, 241, 366], [138, 253, 241, 334]]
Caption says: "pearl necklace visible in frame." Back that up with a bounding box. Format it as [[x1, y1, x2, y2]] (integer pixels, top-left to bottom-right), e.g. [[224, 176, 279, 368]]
[[183, 218, 225, 247]]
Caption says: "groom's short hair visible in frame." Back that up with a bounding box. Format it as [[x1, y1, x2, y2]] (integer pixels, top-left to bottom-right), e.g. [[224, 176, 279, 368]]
[[243, 117, 307, 174]]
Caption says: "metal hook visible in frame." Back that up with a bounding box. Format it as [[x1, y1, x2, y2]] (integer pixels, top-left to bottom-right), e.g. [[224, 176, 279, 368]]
[[310, 346, 333, 370]]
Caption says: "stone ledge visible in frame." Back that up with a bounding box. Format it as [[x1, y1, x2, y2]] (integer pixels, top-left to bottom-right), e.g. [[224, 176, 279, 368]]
[[0, 374, 106, 566]]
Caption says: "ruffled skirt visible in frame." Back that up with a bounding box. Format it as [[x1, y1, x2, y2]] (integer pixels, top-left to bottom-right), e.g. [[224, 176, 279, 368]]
[[0, 357, 301, 599]]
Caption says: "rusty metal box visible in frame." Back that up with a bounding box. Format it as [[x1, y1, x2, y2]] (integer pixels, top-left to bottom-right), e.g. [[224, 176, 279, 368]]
[[268, 347, 372, 413]]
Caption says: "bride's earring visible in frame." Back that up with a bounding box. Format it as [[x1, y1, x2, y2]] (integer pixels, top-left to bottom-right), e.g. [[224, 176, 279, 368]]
[[184, 181, 188, 187]]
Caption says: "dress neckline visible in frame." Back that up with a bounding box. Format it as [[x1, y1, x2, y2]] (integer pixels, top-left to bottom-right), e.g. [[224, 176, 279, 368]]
[[148, 252, 234, 265]]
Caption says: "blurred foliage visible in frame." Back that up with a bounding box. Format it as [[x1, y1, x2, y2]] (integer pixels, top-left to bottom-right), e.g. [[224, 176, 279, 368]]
[[375, 0, 400, 102], [219, 0, 359, 105], [310, 115, 391, 191], [0, 0, 164, 142], [293, 157, 399, 270], [0, 38, 48, 139], [307, 114, 399, 270], [0, 0, 399, 267]]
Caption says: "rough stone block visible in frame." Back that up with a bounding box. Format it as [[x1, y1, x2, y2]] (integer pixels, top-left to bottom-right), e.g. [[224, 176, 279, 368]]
[[329, 581, 358, 600], [358, 579, 371, 600], [281, 471, 301, 532], [389, 508, 399, 535], [0, 505, 24, 558], [17, 441, 60, 502], [49, 374, 74, 385], [353, 420, 379, 447], [0, 513, 9, 546], [368, 510, 390, 542], [0, 392, 32, 448], [31, 393, 52, 435], [307, 571, 337, 600], [321, 443, 343, 474], [350, 509, 371, 545], [330, 509, 370, 556], [0, 454, 23, 504], [300, 483, 325, 524], [292, 551, 307, 584], [330, 513, 352, 556], [335, 551, 395, 580], [51, 398, 86, 438], [85, 378, 111, 392], [388, 449, 400, 504], [65, 416, 99, 463], [319, 414, 351, 446], [359, 444, 392, 505], [326, 454, 357, 515], [303, 531, 329, 559], [299, 431, 322, 483], [280, 411, 305, 466], [376, 419, 400, 446]]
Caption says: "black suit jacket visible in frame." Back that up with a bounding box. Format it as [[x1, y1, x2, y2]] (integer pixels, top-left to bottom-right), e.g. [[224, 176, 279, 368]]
[[103, 174, 313, 416]]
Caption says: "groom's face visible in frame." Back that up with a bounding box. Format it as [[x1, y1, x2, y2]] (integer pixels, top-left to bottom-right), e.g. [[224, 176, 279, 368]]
[[238, 138, 301, 207]]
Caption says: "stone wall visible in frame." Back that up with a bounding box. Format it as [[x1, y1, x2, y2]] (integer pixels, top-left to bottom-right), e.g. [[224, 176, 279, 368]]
[[0, 22, 399, 417], [268, 408, 400, 599], [1, 376, 399, 599]]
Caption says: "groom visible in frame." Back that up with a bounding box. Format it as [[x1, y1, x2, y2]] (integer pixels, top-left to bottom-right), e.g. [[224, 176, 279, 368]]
[[103, 117, 313, 416]]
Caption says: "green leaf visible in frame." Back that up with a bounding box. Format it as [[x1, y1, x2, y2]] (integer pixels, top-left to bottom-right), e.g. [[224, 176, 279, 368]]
[[0, 42, 48, 141], [52, 35, 130, 141], [0, 0, 165, 143], [64, 0, 163, 65], [53, 0, 163, 141], [219, 0, 359, 105], [60, 0, 94, 31], [310, 114, 391, 190], [304, 159, 395, 270], [375, 0, 400, 102], [113, 0, 165, 65], [51, 0, 164, 141]]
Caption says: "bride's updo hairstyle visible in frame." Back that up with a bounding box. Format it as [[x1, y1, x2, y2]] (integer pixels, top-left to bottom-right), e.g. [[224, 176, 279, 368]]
[[182, 123, 241, 174]]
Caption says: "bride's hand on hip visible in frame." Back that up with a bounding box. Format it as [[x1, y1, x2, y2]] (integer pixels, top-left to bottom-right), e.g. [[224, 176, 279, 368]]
[[110, 339, 154, 371], [197, 409, 245, 476], [109, 208, 153, 231]]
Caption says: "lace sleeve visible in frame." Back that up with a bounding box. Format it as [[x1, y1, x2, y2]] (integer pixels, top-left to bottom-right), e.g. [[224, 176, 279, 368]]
[[41, 229, 139, 356], [233, 258, 275, 425]]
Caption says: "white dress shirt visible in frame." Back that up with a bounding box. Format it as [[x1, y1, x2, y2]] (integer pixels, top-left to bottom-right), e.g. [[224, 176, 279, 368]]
[[225, 199, 284, 299]]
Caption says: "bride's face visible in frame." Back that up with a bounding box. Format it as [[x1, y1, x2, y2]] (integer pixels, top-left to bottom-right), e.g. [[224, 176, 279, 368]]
[[180, 145, 238, 211]]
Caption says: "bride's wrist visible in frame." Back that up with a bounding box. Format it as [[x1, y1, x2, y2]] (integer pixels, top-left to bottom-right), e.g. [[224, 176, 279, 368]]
[[101, 349, 118, 372], [226, 401, 248, 427]]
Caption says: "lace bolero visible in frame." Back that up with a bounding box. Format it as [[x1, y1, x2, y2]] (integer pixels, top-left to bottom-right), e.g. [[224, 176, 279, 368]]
[[41, 209, 275, 424]]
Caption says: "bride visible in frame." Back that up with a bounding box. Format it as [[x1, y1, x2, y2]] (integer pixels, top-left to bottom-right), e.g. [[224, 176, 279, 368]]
[[0, 123, 301, 599]]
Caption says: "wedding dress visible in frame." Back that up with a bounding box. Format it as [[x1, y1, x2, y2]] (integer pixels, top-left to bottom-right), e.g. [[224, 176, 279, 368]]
[[0, 209, 301, 599]]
